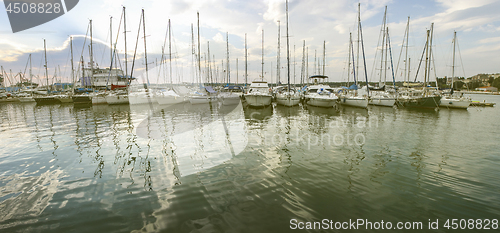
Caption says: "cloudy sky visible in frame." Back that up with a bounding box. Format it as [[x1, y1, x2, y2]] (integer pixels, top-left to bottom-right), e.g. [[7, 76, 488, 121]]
[[0, 0, 499, 86]]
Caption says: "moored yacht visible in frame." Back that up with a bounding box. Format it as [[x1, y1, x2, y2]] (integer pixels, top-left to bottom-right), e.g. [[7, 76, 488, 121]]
[[220, 86, 243, 105], [303, 75, 338, 108], [244, 81, 273, 107]]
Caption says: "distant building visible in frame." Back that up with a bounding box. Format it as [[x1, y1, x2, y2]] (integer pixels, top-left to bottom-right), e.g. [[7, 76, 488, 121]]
[[470, 74, 490, 83], [476, 86, 498, 92]]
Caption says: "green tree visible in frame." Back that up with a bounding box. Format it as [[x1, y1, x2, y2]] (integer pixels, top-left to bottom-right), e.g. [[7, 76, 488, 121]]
[[453, 81, 464, 90], [467, 81, 482, 90], [492, 77, 500, 90]]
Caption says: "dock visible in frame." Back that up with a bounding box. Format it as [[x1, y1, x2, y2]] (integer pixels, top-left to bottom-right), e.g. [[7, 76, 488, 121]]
[[470, 101, 496, 107]]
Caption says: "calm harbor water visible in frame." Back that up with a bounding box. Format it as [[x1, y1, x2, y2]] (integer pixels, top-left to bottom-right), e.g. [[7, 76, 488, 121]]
[[1, 94, 499, 232]]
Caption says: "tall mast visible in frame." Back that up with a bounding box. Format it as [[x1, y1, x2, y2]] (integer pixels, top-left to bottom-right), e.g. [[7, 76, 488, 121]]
[[379, 6, 387, 85], [277, 20, 280, 85], [90, 20, 93, 84], [348, 33, 352, 86], [236, 58, 238, 85], [110, 16, 112, 66], [404, 16, 410, 86], [245, 33, 247, 86], [384, 26, 389, 85], [168, 19, 172, 86], [356, 3, 361, 84], [429, 23, 435, 89], [191, 24, 195, 84], [197, 12, 201, 85], [29, 54, 32, 90], [123, 7, 128, 85], [358, 5, 369, 95], [261, 29, 264, 81], [70, 37, 74, 88], [293, 44, 295, 84], [322, 40, 326, 76], [207, 41, 211, 84], [286, 0, 290, 89], [301, 40, 305, 85], [452, 31, 456, 89], [226, 32, 230, 85], [423, 29, 430, 94], [351, 32, 357, 86], [306, 47, 309, 81], [44, 39, 49, 91], [142, 9, 149, 86]]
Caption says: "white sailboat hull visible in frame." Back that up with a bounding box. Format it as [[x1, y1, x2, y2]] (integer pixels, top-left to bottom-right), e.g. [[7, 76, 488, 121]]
[[275, 94, 300, 107], [106, 95, 129, 105], [369, 97, 396, 107], [339, 96, 369, 108], [189, 96, 217, 104], [439, 96, 470, 109], [244, 94, 272, 107], [129, 93, 157, 105], [305, 96, 337, 107], [156, 95, 186, 105], [92, 95, 107, 105], [18, 97, 35, 102], [221, 95, 241, 106]]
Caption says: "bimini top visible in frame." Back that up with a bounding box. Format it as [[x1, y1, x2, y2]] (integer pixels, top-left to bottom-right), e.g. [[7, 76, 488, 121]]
[[309, 75, 328, 79], [205, 86, 217, 94], [249, 81, 270, 88], [224, 85, 244, 90]]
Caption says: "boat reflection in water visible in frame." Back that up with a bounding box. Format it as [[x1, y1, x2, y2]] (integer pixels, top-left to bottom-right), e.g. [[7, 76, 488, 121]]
[[135, 101, 248, 177]]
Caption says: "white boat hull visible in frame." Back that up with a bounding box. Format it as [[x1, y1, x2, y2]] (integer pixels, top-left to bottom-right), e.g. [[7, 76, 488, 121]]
[[276, 94, 300, 107], [92, 96, 107, 105], [339, 97, 368, 108], [56, 97, 73, 103], [305, 96, 337, 107], [18, 97, 35, 102], [244, 94, 272, 107], [106, 95, 129, 105], [369, 97, 396, 107], [222, 96, 241, 105], [129, 93, 157, 105], [439, 97, 470, 109], [189, 96, 217, 104], [156, 95, 185, 105]]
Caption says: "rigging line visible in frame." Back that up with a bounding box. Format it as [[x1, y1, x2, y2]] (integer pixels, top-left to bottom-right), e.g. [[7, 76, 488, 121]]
[[106, 10, 124, 89], [158, 19, 169, 85], [395, 17, 409, 81], [456, 36, 466, 79], [369, 7, 387, 83], [413, 38, 428, 82], [129, 10, 143, 82]]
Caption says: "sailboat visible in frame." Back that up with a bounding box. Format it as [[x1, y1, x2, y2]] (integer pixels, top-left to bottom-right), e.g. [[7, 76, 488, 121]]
[[34, 39, 61, 104], [303, 75, 338, 107], [368, 6, 396, 107], [439, 31, 470, 109], [275, 0, 300, 107], [72, 20, 95, 105], [398, 23, 441, 109], [244, 30, 273, 107], [339, 3, 368, 108], [18, 55, 36, 103], [188, 12, 218, 105], [219, 32, 241, 106], [154, 19, 187, 105]]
